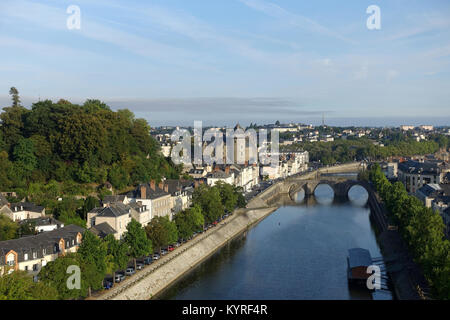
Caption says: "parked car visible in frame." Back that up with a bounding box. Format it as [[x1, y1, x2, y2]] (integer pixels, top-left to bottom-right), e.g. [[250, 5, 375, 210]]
[[212, 221, 218, 226], [136, 263, 144, 270], [125, 267, 135, 276], [168, 245, 174, 252], [152, 253, 160, 260], [143, 257, 153, 265], [161, 249, 168, 255], [175, 242, 181, 248], [115, 273, 125, 283]]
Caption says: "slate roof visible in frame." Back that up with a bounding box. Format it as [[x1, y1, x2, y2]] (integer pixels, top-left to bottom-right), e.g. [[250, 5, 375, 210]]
[[10, 202, 45, 213], [398, 160, 448, 175], [90, 203, 131, 218], [348, 248, 372, 268], [90, 222, 117, 239], [20, 217, 64, 227], [127, 183, 170, 200], [417, 184, 442, 197], [208, 171, 232, 179], [0, 194, 8, 207], [102, 195, 126, 204], [0, 225, 84, 264], [163, 179, 195, 195]]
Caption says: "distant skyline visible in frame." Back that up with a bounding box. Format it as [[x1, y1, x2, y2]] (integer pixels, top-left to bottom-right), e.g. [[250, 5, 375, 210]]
[[1, 0, 450, 127]]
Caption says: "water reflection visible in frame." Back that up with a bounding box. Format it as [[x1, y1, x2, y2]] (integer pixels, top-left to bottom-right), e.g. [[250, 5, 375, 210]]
[[348, 185, 369, 206], [313, 184, 334, 205]]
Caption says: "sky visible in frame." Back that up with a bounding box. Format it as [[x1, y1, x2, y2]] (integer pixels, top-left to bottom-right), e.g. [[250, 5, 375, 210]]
[[0, 0, 449, 127]]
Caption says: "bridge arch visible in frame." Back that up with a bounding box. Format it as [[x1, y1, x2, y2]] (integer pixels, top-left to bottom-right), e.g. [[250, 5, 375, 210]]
[[287, 179, 372, 202]]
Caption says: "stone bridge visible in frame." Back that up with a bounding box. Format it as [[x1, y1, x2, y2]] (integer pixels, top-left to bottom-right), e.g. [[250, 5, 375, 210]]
[[281, 176, 372, 201]]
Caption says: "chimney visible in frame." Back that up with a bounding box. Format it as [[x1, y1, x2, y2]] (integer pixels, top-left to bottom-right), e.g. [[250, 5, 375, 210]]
[[225, 166, 230, 174], [140, 185, 147, 199], [164, 184, 169, 193], [244, 160, 248, 166], [150, 180, 156, 191]]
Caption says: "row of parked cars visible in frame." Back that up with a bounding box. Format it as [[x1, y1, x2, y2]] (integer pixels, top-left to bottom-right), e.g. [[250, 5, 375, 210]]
[[102, 211, 234, 290]]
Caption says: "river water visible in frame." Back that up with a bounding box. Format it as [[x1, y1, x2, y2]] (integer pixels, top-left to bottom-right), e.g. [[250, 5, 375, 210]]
[[156, 183, 393, 300]]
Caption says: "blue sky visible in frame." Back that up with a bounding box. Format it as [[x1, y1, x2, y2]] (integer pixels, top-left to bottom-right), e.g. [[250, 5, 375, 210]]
[[0, 0, 449, 126]]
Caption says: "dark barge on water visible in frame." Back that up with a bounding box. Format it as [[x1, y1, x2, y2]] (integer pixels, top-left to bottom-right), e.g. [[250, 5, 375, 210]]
[[347, 248, 393, 300], [347, 248, 372, 285]]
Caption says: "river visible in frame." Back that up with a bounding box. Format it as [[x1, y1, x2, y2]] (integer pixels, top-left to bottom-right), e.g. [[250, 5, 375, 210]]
[[156, 182, 393, 300]]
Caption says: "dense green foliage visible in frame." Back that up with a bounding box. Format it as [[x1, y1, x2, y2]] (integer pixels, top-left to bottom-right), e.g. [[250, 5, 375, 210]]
[[0, 215, 19, 240], [369, 164, 450, 299], [77, 230, 108, 292], [283, 137, 445, 165], [174, 204, 204, 240], [0, 271, 58, 300], [124, 219, 153, 265], [39, 252, 101, 299], [145, 216, 178, 252], [0, 96, 181, 189]]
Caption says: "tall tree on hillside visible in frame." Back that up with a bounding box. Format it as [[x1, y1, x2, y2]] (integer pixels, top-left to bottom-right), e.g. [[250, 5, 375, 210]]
[[9, 87, 21, 107]]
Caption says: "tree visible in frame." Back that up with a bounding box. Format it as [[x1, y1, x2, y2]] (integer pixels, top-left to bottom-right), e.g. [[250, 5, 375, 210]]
[[77, 230, 107, 295], [78, 196, 99, 220], [214, 181, 238, 212], [9, 87, 21, 108], [0, 151, 12, 188], [0, 215, 19, 241], [175, 204, 205, 240], [192, 185, 224, 224], [0, 271, 58, 300], [12, 138, 37, 179], [39, 253, 90, 299], [104, 234, 129, 284], [124, 219, 152, 270], [145, 216, 177, 253]]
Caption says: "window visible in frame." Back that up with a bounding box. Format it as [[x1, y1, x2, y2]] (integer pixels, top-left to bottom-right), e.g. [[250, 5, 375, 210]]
[[24, 253, 28, 261], [33, 264, 38, 271], [43, 248, 46, 255], [32, 251, 37, 259], [24, 266, 28, 271]]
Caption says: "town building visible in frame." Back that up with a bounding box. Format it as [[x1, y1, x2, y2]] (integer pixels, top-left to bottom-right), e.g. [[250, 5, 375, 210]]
[[163, 179, 195, 214], [206, 167, 235, 186], [398, 160, 450, 193], [0, 225, 84, 276], [126, 181, 173, 220], [20, 217, 65, 233], [0, 202, 46, 222]]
